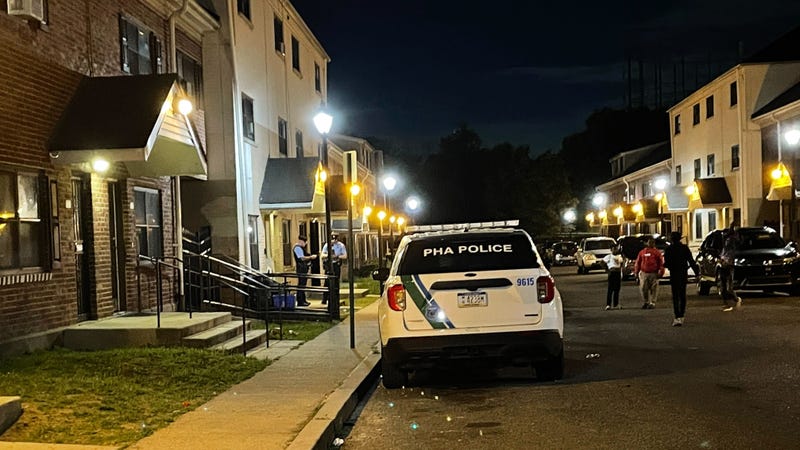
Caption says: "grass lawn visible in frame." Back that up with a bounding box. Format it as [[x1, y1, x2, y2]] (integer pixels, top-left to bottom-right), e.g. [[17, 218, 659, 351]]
[[0, 347, 268, 446]]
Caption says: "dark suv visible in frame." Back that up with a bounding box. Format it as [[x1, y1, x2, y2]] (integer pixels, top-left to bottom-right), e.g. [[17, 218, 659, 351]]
[[695, 227, 800, 295]]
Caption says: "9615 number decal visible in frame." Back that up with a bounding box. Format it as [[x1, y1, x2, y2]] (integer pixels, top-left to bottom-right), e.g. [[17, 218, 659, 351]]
[[516, 277, 536, 286]]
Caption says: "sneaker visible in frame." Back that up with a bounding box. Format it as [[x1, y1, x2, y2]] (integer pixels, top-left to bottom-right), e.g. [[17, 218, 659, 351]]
[[678, 317, 684, 325], [722, 306, 733, 312], [672, 318, 681, 326], [646, 303, 656, 309], [605, 305, 611, 310], [642, 303, 649, 309], [735, 298, 742, 309]]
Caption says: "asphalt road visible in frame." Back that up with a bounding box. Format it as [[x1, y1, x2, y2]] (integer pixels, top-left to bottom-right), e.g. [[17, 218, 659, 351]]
[[341, 265, 800, 449]]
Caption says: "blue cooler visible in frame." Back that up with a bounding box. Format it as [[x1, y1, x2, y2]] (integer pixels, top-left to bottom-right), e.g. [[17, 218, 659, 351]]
[[272, 294, 296, 310]]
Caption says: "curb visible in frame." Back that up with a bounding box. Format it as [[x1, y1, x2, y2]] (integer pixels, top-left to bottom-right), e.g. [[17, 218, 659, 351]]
[[287, 348, 381, 450]]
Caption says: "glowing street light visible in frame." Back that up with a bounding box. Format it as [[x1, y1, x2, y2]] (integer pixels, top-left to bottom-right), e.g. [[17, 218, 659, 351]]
[[313, 106, 336, 319]]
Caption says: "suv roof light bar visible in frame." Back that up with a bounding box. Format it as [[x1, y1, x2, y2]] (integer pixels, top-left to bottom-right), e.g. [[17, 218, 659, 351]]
[[406, 220, 519, 234]]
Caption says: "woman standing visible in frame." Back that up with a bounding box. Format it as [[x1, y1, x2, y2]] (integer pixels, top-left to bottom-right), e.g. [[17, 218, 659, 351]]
[[603, 245, 624, 310]]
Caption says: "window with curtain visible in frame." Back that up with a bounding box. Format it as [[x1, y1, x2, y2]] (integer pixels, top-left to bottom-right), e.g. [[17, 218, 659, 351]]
[[0, 170, 47, 271], [134, 188, 162, 258]]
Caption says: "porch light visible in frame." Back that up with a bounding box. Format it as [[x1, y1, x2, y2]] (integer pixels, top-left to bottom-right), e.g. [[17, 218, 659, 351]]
[[685, 185, 696, 196], [177, 98, 193, 116], [350, 184, 361, 196], [632, 202, 643, 214], [654, 192, 663, 202], [613, 206, 623, 218], [92, 158, 110, 173], [598, 210, 607, 220], [585, 212, 595, 223], [377, 210, 387, 221], [363, 206, 372, 217], [317, 168, 327, 182], [772, 166, 789, 180], [397, 217, 406, 226]]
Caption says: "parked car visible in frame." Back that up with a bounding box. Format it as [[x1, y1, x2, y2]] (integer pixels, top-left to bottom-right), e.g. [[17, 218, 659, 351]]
[[546, 241, 578, 266], [695, 226, 800, 295], [374, 222, 564, 388], [576, 236, 616, 274], [617, 234, 671, 280]]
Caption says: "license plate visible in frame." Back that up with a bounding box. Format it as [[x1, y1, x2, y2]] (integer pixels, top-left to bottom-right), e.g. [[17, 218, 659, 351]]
[[457, 292, 488, 307]]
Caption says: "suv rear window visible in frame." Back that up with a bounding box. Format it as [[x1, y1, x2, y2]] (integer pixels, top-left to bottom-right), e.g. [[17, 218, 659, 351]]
[[739, 230, 786, 250], [397, 232, 538, 275]]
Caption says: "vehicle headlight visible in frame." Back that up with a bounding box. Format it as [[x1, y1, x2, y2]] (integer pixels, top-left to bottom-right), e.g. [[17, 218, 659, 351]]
[[585, 254, 595, 261], [734, 258, 747, 266]]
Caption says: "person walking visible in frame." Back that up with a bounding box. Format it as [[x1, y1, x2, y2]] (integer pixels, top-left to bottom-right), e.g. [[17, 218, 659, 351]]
[[663, 232, 700, 326], [719, 224, 742, 312], [603, 245, 623, 310], [634, 237, 665, 309], [321, 233, 347, 305], [292, 235, 316, 307]]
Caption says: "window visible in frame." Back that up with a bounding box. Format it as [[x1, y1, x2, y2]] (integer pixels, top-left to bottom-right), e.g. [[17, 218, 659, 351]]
[[119, 16, 161, 75], [730, 81, 738, 106], [641, 182, 651, 198], [274, 16, 284, 54], [629, 185, 635, 201], [706, 95, 714, 118], [674, 114, 681, 135], [291, 36, 300, 72], [694, 159, 701, 180], [295, 130, 303, 156], [731, 144, 740, 170], [282, 219, 292, 266], [707, 154, 715, 176], [692, 103, 700, 125], [314, 63, 321, 92], [242, 94, 254, 140], [0, 171, 47, 271], [248, 215, 259, 270], [708, 211, 717, 233], [177, 51, 203, 108], [694, 211, 703, 240], [49, 180, 60, 263], [134, 188, 162, 258], [237, 0, 251, 21], [675, 165, 682, 185], [278, 118, 288, 155]]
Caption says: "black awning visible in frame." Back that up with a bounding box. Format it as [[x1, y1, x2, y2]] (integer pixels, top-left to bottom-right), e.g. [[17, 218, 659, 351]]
[[695, 177, 733, 206], [639, 198, 661, 220], [259, 157, 323, 210], [48, 74, 206, 177]]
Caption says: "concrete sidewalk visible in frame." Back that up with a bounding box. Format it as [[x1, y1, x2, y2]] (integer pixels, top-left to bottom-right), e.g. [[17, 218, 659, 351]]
[[126, 301, 381, 450]]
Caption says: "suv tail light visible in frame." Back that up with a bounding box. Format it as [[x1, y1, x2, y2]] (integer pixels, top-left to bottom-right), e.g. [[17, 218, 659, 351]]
[[537, 276, 555, 303], [387, 283, 407, 311]]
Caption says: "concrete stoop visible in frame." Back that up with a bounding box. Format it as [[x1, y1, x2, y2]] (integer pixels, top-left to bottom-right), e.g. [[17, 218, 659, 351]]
[[0, 396, 21, 437]]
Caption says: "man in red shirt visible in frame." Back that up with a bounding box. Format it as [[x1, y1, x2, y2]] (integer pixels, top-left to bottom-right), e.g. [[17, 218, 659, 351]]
[[635, 237, 665, 309]]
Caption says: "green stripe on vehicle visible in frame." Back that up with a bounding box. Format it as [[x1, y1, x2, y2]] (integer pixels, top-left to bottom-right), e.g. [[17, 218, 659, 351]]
[[401, 275, 447, 329]]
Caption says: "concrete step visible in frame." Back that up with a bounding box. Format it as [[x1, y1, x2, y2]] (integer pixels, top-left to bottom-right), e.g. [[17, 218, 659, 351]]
[[182, 319, 251, 348], [246, 340, 304, 361], [338, 288, 369, 298], [211, 329, 268, 355], [0, 396, 22, 436]]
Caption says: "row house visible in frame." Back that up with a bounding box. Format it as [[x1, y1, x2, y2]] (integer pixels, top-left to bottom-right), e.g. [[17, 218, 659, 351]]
[[182, 0, 381, 277], [0, 0, 217, 347], [592, 142, 671, 239], [592, 26, 800, 248]]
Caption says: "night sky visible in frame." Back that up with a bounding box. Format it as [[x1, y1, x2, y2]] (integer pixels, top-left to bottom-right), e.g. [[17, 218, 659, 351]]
[[292, 1, 800, 156]]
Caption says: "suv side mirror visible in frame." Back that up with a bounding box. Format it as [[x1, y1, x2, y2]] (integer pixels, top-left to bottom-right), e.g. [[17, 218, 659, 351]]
[[372, 267, 390, 282]]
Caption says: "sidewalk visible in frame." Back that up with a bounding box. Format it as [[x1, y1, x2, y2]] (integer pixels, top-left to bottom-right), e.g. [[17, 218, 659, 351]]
[[127, 300, 381, 450]]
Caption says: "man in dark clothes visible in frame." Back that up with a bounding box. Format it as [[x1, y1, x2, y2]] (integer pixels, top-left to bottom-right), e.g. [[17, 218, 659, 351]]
[[663, 231, 700, 327]]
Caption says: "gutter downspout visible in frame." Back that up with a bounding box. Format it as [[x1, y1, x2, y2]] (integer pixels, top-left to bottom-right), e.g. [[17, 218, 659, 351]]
[[169, 0, 190, 308]]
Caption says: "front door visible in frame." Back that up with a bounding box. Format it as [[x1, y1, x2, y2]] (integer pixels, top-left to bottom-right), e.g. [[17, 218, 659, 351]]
[[108, 182, 126, 312], [72, 176, 91, 320]]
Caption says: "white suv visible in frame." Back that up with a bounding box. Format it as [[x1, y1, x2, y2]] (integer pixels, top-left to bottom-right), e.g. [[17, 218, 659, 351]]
[[576, 236, 616, 274], [374, 222, 565, 388]]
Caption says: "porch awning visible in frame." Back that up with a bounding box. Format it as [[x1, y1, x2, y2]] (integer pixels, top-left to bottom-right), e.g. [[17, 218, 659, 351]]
[[47, 74, 207, 178], [259, 157, 325, 211], [639, 198, 661, 222], [767, 162, 792, 201], [692, 177, 733, 207], [608, 203, 636, 223]]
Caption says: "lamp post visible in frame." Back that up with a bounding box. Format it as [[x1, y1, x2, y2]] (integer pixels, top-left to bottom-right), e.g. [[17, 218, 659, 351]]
[[313, 108, 336, 319], [377, 210, 387, 293], [389, 215, 396, 256], [382, 175, 397, 209], [347, 183, 360, 348], [405, 195, 421, 224]]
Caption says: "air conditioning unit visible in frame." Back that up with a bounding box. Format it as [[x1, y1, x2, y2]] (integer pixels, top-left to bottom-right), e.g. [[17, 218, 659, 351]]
[[7, 0, 45, 22]]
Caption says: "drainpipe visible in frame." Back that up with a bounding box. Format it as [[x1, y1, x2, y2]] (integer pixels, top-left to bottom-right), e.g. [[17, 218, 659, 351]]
[[623, 177, 631, 235], [169, 0, 190, 308]]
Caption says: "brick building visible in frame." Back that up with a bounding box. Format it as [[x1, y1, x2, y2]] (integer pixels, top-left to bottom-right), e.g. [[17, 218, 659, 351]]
[[0, 0, 217, 347]]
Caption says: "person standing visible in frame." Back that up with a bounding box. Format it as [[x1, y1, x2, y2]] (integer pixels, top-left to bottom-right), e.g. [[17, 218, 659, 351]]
[[719, 224, 742, 312], [603, 245, 623, 310], [634, 237, 665, 309], [663, 232, 700, 326], [321, 233, 347, 305], [293, 236, 316, 307]]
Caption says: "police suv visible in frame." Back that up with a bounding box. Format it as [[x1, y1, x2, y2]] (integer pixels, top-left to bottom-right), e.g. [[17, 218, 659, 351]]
[[374, 221, 565, 388]]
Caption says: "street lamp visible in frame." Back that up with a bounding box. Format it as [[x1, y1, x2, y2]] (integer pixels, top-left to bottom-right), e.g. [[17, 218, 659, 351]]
[[347, 182, 360, 348], [389, 215, 396, 255], [377, 210, 387, 292], [313, 108, 336, 319]]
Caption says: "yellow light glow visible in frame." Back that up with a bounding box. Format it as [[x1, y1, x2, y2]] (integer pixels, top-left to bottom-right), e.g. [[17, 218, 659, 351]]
[[632, 202, 643, 214], [685, 185, 695, 196], [363, 206, 372, 217], [598, 210, 607, 219], [585, 212, 595, 222], [319, 169, 328, 182], [377, 210, 387, 220], [390, 215, 396, 223], [613, 206, 623, 217], [772, 167, 784, 180], [92, 158, 110, 173], [654, 192, 663, 202], [177, 98, 193, 115], [397, 217, 406, 226], [350, 184, 361, 196]]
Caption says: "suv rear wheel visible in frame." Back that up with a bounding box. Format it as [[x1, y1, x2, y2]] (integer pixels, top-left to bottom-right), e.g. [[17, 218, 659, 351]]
[[534, 350, 564, 381]]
